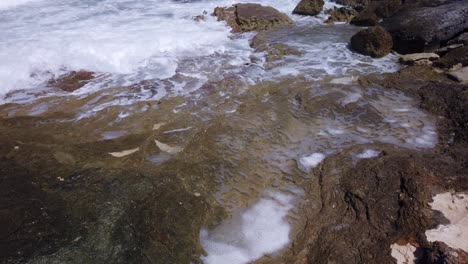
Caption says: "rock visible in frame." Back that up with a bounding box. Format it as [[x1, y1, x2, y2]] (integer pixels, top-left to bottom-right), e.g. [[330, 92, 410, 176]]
[[350, 8, 379, 26], [293, 0, 325, 16], [434, 46, 468, 68], [350, 26, 393, 58], [47, 70, 94, 92], [447, 67, 468, 84], [448, 32, 468, 46], [381, 1, 468, 54], [331, 0, 367, 11], [213, 4, 293, 33], [399, 53, 440, 66], [192, 15, 206, 22], [422, 241, 463, 264], [324, 7, 358, 24], [435, 44, 464, 56]]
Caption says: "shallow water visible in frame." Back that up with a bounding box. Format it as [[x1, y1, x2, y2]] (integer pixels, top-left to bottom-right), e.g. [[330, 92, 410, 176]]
[[0, 0, 396, 104], [0, 1, 439, 263]]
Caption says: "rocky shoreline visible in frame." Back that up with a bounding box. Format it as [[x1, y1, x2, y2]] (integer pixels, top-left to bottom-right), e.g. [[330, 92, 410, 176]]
[[1, 0, 467, 264]]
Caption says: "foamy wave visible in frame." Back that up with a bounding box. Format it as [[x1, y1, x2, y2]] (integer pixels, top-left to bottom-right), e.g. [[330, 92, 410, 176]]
[[0, 0, 41, 10]]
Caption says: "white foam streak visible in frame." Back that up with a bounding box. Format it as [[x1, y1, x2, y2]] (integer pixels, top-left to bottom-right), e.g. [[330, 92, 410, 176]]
[[200, 191, 295, 264]]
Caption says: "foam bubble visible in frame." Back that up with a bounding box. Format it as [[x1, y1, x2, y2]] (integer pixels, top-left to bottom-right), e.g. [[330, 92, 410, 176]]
[[200, 191, 295, 264]]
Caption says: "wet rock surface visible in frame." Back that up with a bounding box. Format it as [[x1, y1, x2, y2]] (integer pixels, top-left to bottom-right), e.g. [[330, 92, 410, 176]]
[[47, 71, 95, 92], [350, 26, 393, 58], [213, 4, 293, 32]]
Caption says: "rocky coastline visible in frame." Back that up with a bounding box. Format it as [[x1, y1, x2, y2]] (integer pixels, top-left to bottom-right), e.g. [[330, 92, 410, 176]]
[[1, 0, 467, 263]]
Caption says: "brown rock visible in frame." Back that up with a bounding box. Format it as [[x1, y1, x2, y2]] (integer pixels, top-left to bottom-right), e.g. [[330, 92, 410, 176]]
[[293, 0, 325, 16], [47, 70, 94, 92], [350, 26, 393, 58], [350, 8, 379, 26], [434, 46, 468, 68], [448, 32, 468, 46], [325, 7, 358, 23], [213, 4, 293, 33]]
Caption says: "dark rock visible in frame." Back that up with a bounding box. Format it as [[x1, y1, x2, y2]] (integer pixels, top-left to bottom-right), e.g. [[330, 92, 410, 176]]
[[350, 8, 379, 26], [434, 46, 468, 68], [381, 1, 468, 54], [448, 32, 468, 46], [421, 241, 465, 263], [435, 44, 464, 57], [332, 0, 367, 11], [0, 159, 74, 263], [350, 26, 393, 58], [293, 0, 325, 16], [47, 71, 94, 92], [325, 7, 358, 24], [213, 4, 293, 32], [292, 144, 462, 263]]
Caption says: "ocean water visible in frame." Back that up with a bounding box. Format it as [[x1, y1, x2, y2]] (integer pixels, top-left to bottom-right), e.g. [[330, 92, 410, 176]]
[[0, 0, 397, 101], [0, 2, 418, 263]]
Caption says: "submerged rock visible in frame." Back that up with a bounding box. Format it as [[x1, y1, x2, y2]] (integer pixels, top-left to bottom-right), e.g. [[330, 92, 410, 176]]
[[350, 26, 393, 58], [381, 1, 468, 54], [47, 70, 94, 92], [213, 4, 293, 33], [292, 0, 325, 16]]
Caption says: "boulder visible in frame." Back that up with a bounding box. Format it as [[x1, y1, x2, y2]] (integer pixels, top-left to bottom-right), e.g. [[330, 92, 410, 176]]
[[350, 26, 393, 58], [324, 7, 358, 24], [292, 0, 325, 16], [399, 53, 439, 66], [350, 8, 379, 26], [447, 67, 468, 84], [381, 1, 468, 54], [213, 4, 293, 32], [47, 70, 94, 92], [434, 46, 468, 68]]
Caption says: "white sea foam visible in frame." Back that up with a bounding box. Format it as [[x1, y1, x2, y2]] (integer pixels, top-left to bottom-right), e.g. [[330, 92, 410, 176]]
[[298, 153, 326, 172], [356, 149, 380, 159], [0, 0, 41, 10], [0, 0, 399, 102], [200, 191, 295, 264]]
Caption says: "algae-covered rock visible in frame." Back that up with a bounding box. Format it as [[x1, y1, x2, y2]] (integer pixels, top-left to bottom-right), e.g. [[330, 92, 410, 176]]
[[213, 3, 293, 32], [292, 0, 325, 16], [350, 26, 393, 58]]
